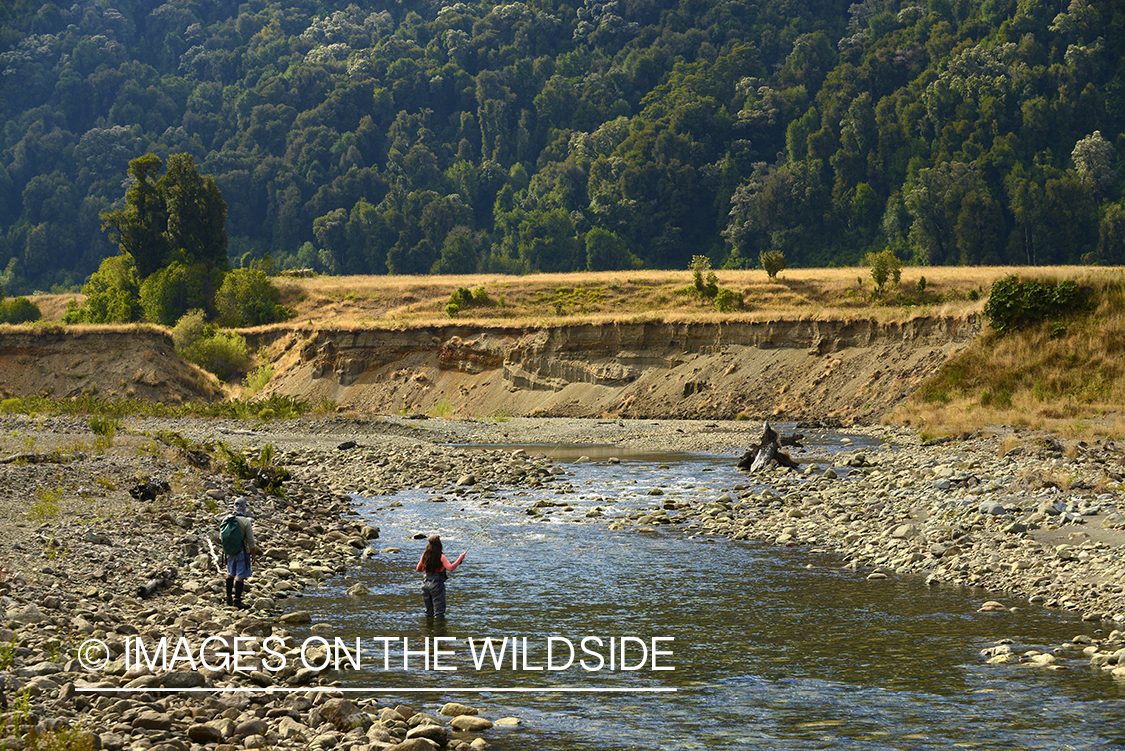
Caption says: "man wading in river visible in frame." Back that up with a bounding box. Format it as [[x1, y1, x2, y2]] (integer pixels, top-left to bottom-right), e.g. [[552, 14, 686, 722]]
[[416, 535, 466, 619]]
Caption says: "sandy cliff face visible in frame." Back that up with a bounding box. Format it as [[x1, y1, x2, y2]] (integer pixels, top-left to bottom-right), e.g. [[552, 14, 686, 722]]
[[264, 316, 980, 422], [0, 327, 222, 403], [0, 317, 978, 422]]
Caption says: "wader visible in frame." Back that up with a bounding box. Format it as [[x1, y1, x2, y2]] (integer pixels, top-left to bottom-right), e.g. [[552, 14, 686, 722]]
[[422, 570, 448, 618]]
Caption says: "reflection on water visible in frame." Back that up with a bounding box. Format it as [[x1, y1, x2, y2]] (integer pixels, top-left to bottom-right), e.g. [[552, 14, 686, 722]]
[[451, 442, 707, 463], [294, 437, 1125, 750]]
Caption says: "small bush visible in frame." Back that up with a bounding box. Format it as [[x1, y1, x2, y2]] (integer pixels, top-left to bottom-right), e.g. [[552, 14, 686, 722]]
[[714, 287, 741, 312], [215, 268, 291, 327], [88, 415, 118, 439], [63, 254, 140, 324], [0, 297, 42, 324], [140, 262, 216, 327], [172, 309, 208, 354], [759, 250, 787, 279], [446, 286, 494, 316], [983, 275, 1092, 333], [864, 247, 902, 294], [690, 255, 718, 298], [183, 331, 251, 381], [28, 488, 61, 522], [242, 364, 274, 396]]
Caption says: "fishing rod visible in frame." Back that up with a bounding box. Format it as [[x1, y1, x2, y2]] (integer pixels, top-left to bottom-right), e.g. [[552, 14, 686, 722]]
[[462, 513, 492, 552]]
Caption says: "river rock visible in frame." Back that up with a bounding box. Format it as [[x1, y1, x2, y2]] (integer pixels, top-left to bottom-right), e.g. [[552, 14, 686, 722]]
[[387, 740, 440, 751], [277, 717, 310, 740], [279, 610, 312, 624], [132, 711, 172, 731], [890, 523, 918, 539], [319, 697, 355, 724], [406, 724, 448, 745], [450, 716, 493, 732], [439, 702, 479, 717], [162, 670, 207, 688], [187, 724, 224, 743], [6, 603, 47, 624]]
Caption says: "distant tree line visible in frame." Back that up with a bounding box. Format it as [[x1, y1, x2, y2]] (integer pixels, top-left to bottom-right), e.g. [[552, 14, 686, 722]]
[[0, 0, 1123, 295]]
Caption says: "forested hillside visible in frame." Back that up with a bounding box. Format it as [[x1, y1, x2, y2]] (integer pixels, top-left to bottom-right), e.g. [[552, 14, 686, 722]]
[[1, 0, 1122, 294]]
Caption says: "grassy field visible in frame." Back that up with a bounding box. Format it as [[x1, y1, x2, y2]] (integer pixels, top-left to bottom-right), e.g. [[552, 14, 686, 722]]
[[262, 266, 1006, 329], [40, 266, 1093, 328]]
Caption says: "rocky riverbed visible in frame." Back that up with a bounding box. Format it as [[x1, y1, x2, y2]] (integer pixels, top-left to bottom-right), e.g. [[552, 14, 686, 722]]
[[1, 414, 1124, 750]]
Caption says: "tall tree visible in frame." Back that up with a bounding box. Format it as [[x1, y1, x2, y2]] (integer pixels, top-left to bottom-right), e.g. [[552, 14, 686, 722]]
[[100, 154, 169, 279]]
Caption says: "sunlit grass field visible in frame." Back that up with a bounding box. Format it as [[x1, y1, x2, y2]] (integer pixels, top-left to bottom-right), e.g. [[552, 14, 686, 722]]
[[264, 266, 1005, 329]]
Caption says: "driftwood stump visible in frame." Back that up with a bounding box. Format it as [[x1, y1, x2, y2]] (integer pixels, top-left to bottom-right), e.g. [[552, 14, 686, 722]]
[[137, 567, 177, 599], [737, 422, 802, 472]]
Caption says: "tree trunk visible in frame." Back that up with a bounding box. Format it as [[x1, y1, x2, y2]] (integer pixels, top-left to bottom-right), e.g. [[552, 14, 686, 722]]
[[137, 567, 177, 599], [737, 421, 801, 472]]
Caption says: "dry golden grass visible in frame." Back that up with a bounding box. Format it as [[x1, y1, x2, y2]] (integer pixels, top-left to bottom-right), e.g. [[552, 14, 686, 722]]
[[260, 266, 1025, 329], [27, 293, 80, 321], [33, 266, 1113, 328], [892, 269, 1125, 440]]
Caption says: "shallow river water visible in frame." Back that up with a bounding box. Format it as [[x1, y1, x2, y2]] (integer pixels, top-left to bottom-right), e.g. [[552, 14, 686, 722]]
[[295, 433, 1125, 750]]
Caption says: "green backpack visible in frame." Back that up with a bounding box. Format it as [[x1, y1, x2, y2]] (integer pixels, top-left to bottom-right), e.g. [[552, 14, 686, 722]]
[[220, 514, 245, 556]]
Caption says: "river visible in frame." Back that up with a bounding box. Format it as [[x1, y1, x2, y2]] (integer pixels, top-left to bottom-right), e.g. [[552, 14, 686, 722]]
[[293, 432, 1125, 750]]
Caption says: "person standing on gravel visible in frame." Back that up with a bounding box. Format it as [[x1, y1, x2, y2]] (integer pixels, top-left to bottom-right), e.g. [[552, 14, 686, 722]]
[[416, 535, 465, 619], [221, 496, 259, 609]]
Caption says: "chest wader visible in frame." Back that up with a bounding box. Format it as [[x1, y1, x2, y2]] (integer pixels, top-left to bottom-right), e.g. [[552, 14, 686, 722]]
[[422, 570, 448, 618]]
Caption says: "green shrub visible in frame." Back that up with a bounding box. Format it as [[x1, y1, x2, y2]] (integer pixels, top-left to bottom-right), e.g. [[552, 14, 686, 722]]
[[189, 332, 250, 381], [983, 275, 1092, 333], [242, 364, 274, 396], [215, 268, 291, 327], [63, 254, 140, 324], [714, 287, 741, 312], [28, 488, 61, 522], [140, 262, 217, 326], [759, 250, 787, 279], [690, 255, 718, 298], [446, 286, 494, 316], [172, 309, 209, 354], [0, 297, 41, 324], [88, 415, 118, 438], [864, 247, 902, 294]]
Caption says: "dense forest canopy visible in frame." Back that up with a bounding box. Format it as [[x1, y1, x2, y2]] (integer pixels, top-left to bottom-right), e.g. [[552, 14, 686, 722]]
[[0, 0, 1123, 294]]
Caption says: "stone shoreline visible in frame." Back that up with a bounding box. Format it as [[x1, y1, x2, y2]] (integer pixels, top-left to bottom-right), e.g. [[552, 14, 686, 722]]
[[1, 414, 1124, 749]]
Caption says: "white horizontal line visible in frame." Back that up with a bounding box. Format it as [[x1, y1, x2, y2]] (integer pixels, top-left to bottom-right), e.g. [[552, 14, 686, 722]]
[[77, 686, 677, 693]]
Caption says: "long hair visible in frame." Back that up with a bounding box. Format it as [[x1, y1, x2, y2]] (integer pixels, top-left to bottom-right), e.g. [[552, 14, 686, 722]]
[[420, 535, 443, 573]]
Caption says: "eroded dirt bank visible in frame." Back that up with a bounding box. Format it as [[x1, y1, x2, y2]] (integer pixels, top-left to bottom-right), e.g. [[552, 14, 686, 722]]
[[0, 327, 222, 403], [0, 316, 980, 423], [260, 316, 980, 422]]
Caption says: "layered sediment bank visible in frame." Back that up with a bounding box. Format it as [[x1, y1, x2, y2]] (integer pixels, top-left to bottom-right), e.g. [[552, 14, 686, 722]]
[[264, 317, 980, 422]]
